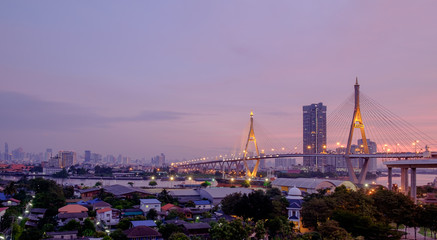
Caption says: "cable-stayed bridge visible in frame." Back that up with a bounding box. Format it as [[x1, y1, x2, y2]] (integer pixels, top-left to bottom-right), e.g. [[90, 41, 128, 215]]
[[174, 79, 436, 185]]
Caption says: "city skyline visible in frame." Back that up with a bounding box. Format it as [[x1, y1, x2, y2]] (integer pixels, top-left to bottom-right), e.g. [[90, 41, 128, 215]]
[[1, 2, 437, 161]]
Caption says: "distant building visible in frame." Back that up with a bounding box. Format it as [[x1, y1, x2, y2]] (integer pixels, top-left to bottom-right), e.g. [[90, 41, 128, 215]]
[[303, 103, 327, 169], [48, 155, 61, 168], [85, 150, 91, 162], [44, 149, 53, 162], [4, 143, 10, 161], [58, 151, 77, 168], [12, 147, 24, 161], [151, 153, 165, 167], [275, 158, 296, 170]]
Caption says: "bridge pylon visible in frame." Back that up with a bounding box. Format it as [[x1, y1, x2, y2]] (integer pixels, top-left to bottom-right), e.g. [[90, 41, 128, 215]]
[[243, 111, 261, 178], [345, 78, 370, 184]]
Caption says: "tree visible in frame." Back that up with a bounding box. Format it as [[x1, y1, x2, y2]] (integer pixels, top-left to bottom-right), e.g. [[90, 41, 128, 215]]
[[265, 216, 293, 239], [169, 232, 190, 240], [266, 187, 282, 199], [210, 219, 251, 240], [201, 181, 211, 188], [82, 218, 96, 236], [372, 187, 415, 229], [158, 189, 175, 204], [254, 220, 267, 240], [146, 209, 158, 220], [4, 182, 17, 196], [159, 223, 183, 240], [63, 186, 75, 199], [221, 192, 242, 215], [52, 168, 69, 178], [220, 190, 274, 221], [185, 201, 195, 208], [166, 209, 186, 220], [117, 218, 133, 230], [149, 180, 157, 186], [318, 220, 354, 240], [60, 220, 81, 231], [110, 229, 128, 240], [241, 180, 250, 188], [29, 178, 66, 218]]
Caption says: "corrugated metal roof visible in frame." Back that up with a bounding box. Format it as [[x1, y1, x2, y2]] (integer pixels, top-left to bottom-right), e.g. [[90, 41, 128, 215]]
[[272, 178, 356, 191], [140, 199, 161, 204], [200, 188, 253, 198]]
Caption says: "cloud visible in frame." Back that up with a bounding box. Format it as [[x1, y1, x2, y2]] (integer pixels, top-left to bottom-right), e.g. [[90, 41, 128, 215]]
[[0, 91, 189, 131]]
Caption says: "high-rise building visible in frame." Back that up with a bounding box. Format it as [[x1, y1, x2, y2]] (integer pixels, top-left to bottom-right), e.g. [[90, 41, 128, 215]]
[[45, 148, 53, 162], [275, 158, 296, 170], [85, 150, 91, 162], [48, 155, 61, 168], [4, 142, 9, 161], [12, 147, 24, 161], [58, 151, 77, 168], [303, 103, 327, 168], [151, 153, 165, 167]]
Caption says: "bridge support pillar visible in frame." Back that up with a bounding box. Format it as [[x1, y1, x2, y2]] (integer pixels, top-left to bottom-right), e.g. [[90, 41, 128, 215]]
[[411, 168, 417, 203], [400, 168, 409, 194], [388, 167, 392, 190]]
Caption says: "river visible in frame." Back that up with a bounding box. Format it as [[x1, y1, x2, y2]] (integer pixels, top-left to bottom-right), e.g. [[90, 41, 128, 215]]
[[1, 173, 436, 188]]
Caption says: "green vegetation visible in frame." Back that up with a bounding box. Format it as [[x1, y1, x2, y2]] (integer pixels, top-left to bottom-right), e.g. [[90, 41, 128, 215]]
[[300, 186, 424, 239], [157, 189, 177, 205], [52, 168, 69, 178], [149, 180, 157, 186], [94, 165, 113, 177]]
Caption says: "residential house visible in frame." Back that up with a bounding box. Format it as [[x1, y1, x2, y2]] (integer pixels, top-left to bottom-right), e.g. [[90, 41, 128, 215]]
[[193, 200, 212, 210], [198, 188, 253, 205], [25, 208, 46, 228], [59, 204, 88, 214], [104, 185, 151, 199], [181, 223, 210, 238], [58, 212, 89, 227], [96, 208, 120, 226], [161, 204, 192, 219], [46, 231, 78, 239], [131, 220, 157, 228], [79, 187, 101, 199], [92, 201, 111, 211], [57, 204, 89, 227], [4, 198, 20, 206], [168, 189, 201, 203], [140, 199, 161, 214], [124, 226, 162, 240], [161, 203, 179, 213], [121, 208, 144, 218]]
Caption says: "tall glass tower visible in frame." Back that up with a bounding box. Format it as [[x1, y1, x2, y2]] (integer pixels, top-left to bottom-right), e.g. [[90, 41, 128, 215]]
[[303, 103, 327, 168]]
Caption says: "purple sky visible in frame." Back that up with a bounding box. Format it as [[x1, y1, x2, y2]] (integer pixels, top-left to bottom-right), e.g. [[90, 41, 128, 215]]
[[1, 1, 437, 161]]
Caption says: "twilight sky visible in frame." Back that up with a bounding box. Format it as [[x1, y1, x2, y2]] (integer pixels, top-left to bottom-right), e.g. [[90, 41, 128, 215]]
[[1, 1, 437, 161]]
